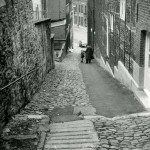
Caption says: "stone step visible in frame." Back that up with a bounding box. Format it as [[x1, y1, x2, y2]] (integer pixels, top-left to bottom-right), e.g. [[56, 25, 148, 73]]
[[47, 133, 97, 140], [46, 138, 99, 144], [50, 126, 94, 133], [50, 122, 93, 129], [44, 120, 99, 150], [50, 120, 92, 126], [50, 124, 93, 130], [47, 130, 94, 137], [51, 148, 96, 150], [45, 143, 98, 149]]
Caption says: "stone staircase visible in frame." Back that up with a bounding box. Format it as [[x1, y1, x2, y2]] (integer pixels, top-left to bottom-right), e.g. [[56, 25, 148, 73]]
[[44, 120, 99, 150]]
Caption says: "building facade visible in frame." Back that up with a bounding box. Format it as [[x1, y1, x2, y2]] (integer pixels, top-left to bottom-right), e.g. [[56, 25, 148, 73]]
[[88, 0, 150, 103], [43, 0, 73, 61], [66, 0, 73, 49], [73, 0, 87, 27], [46, 0, 66, 20]]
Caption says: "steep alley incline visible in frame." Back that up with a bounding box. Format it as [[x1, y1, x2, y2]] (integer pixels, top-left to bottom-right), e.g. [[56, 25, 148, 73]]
[[79, 59, 144, 117], [1, 45, 149, 150], [73, 25, 144, 117]]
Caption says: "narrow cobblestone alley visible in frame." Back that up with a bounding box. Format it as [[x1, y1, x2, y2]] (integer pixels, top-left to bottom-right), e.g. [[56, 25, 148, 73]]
[[22, 52, 93, 116], [1, 47, 150, 150], [1, 0, 150, 149], [1, 51, 96, 150]]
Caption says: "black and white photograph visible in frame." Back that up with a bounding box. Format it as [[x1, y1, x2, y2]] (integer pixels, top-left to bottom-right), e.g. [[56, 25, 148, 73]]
[[0, 0, 150, 149]]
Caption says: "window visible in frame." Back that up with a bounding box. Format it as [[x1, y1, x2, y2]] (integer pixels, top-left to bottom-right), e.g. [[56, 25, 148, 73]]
[[85, 5, 87, 14], [75, 16, 77, 24], [79, 5, 81, 12], [81, 5, 83, 13], [74, 5, 77, 12], [136, 4, 139, 22], [120, 0, 126, 20], [79, 16, 80, 25], [140, 31, 146, 67], [110, 14, 114, 31], [81, 17, 83, 26], [148, 52, 150, 68], [84, 18, 87, 26], [149, 39, 150, 67]]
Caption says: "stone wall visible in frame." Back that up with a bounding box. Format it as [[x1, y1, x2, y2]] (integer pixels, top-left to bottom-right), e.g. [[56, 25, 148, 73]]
[[0, 0, 54, 129], [51, 25, 66, 39]]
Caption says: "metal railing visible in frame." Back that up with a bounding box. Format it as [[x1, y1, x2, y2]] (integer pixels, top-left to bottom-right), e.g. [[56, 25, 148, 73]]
[[0, 66, 38, 92]]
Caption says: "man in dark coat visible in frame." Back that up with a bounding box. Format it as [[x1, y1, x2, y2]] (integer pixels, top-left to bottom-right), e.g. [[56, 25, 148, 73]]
[[85, 45, 93, 64]]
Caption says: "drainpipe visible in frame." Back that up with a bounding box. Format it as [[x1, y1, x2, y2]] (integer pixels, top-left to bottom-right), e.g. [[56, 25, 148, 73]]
[[92, 0, 95, 49], [59, 0, 60, 19], [77, 0, 79, 28], [123, 0, 127, 65]]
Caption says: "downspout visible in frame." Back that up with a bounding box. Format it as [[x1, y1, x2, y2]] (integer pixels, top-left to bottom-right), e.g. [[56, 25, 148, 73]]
[[59, 0, 60, 19], [123, 0, 127, 65], [77, 0, 79, 27], [93, 0, 95, 49]]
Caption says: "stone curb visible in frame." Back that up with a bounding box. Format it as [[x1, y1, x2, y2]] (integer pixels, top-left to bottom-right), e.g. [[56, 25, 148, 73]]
[[84, 111, 150, 121], [112, 111, 150, 120], [2, 135, 38, 140], [37, 115, 50, 150]]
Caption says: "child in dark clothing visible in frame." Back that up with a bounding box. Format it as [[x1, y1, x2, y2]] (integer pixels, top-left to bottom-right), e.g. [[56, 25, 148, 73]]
[[81, 50, 85, 63]]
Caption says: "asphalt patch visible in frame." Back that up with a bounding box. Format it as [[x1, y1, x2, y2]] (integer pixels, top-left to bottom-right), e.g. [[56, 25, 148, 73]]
[[50, 106, 83, 123]]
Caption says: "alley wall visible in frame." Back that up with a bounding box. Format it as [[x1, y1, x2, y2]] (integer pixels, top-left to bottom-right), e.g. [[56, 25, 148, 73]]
[[87, 0, 150, 96], [0, 0, 54, 129]]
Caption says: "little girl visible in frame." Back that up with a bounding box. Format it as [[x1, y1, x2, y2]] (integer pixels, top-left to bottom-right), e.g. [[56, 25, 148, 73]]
[[81, 50, 85, 63]]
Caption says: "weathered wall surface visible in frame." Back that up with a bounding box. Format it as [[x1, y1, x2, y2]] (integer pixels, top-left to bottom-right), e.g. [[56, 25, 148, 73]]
[[0, 0, 54, 129], [46, 0, 66, 20], [51, 25, 66, 39], [135, 0, 150, 66], [88, 0, 137, 72], [87, 0, 93, 46], [88, 0, 150, 91]]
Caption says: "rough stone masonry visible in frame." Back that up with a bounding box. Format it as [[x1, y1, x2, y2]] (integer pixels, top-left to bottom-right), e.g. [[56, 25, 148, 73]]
[[0, 0, 54, 129]]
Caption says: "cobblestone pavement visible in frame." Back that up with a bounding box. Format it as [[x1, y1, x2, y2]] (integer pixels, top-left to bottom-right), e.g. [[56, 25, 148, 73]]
[[2, 50, 150, 150], [1, 52, 93, 150], [20, 52, 92, 115], [93, 112, 150, 150]]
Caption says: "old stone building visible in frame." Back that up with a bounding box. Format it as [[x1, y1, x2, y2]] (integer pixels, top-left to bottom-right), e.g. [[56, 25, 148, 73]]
[[73, 0, 87, 27], [0, 0, 54, 129], [66, 0, 73, 49], [88, 0, 150, 104], [43, 0, 73, 61]]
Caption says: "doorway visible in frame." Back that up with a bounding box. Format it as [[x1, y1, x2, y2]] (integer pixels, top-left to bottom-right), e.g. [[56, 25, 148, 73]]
[[144, 32, 150, 96]]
